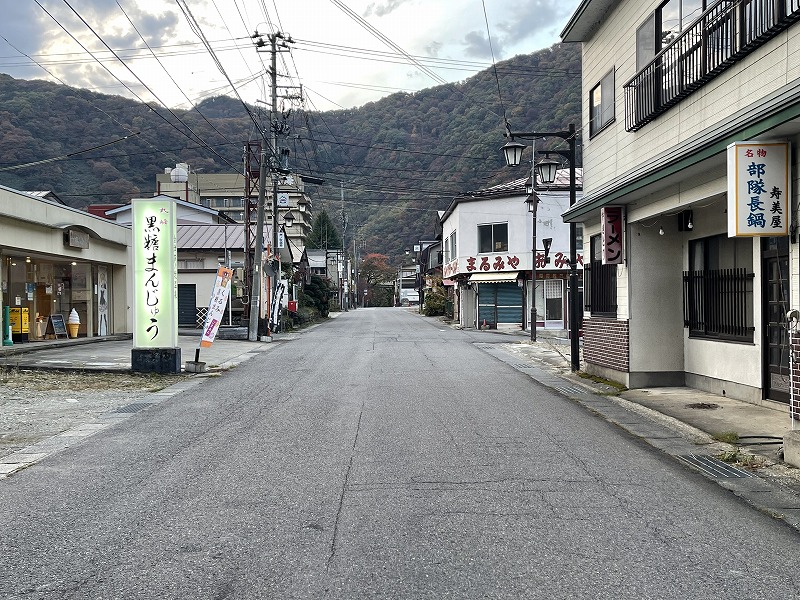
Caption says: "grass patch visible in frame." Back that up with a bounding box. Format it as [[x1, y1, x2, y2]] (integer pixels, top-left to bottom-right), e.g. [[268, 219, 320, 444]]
[[713, 431, 740, 444], [576, 372, 628, 393], [717, 448, 766, 469]]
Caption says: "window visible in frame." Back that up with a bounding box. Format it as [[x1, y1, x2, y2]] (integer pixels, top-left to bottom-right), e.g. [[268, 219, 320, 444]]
[[585, 234, 617, 316], [683, 234, 754, 341], [589, 69, 615, 136], [444, 231, 457, 264], [637, 0, 712, 67], [478, 223, 508, 253]]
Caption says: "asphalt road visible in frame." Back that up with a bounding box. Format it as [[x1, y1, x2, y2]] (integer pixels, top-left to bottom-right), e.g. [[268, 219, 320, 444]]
[[1, 308, 799, 599]]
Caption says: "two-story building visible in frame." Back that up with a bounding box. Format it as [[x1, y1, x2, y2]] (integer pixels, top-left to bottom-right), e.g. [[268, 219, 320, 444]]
[[561, 0, 800, 406], [441, 174, 583, 331]]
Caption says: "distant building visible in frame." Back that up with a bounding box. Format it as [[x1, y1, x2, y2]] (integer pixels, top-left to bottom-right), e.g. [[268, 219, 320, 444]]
[[440, 172, 583, 331]]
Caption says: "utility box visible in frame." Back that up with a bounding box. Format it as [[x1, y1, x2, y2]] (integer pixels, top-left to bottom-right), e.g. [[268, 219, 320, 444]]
[[287, 300, 298, 313]]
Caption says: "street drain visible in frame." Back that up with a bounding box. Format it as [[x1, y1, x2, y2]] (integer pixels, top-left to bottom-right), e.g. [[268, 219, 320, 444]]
[[687, 402, 720, 410], [114, 402, 153, 414], [677, 454, 755, 478]]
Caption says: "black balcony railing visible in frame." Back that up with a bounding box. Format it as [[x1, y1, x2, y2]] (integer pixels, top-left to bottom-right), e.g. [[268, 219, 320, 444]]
[[683, 268, 755, 341], [624, 0, 800, 132]]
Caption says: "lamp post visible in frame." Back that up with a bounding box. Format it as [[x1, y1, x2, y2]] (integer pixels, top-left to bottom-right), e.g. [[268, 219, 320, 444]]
[[502, 123, 580, 372], [525, 190, 538, 342]]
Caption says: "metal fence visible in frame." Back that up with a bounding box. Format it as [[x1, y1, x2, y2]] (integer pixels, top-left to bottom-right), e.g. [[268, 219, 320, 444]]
[[683, 268, 754, 340]]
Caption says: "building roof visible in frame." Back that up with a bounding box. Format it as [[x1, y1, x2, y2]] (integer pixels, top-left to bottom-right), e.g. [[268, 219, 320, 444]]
[[440, 168, 583, 223], [23, 190, 67, 205], [561, 0, 618, 42], [177, 224, 253, 249], [176, 223, 293, 262]]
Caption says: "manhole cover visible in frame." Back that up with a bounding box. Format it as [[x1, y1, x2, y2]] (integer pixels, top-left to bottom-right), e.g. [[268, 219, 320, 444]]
[[687, 402, 720, 410]]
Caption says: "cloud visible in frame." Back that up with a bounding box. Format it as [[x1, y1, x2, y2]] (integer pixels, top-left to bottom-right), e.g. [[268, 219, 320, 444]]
[[364, 0, 415, 18], [494, 0, 570, 46], [462, 31, 501, 59], [0, 3, 51, 79], [424, 41, 442, 57]]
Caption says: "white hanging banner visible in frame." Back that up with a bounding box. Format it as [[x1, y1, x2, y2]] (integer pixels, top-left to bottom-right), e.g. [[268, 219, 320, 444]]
[[727, 141, 790, 237], [200, 266, 234, 348]]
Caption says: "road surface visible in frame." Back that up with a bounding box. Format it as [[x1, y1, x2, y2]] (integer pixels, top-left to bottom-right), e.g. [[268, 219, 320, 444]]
[[1, 308, 799, 599]]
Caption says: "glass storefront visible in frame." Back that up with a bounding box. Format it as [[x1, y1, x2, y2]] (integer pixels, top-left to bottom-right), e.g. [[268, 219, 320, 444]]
[[3, 256, 112, 341]]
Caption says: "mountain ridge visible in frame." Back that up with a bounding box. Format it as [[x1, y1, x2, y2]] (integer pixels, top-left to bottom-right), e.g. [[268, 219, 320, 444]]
[[0, 42, 581, 259]]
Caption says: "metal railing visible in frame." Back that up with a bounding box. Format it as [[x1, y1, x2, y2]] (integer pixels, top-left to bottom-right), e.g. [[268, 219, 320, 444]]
[[625, 0, 800, 131], [584, 261, 617, 317], [683, 268, 754, 340]]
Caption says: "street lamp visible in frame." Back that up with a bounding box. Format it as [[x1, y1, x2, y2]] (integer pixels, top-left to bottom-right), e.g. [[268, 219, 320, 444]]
[[502, 123, 580, 372], [525, 192, 538, 342]]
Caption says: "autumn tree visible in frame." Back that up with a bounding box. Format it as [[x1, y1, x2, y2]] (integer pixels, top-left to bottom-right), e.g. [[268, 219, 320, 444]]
[[359, 253, 394, 286]]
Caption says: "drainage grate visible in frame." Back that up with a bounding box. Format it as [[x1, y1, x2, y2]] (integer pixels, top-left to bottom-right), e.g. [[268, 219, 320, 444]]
[[511, 363, 535, 370], [114, 402, 154, 414], [677, 454, 755, 478], [553, 384, 591, 396]]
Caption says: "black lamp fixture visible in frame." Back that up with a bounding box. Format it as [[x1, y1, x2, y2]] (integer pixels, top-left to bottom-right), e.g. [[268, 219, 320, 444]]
[[535, 154, 561, 185], [525, 177, 533, 197], [501, 123, 580, 372], [501, 140, 526, 168], [283, 211, 295, 228]]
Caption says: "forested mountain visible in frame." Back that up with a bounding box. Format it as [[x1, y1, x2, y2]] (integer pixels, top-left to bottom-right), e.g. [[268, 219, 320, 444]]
[[0, 43, 581, 261]]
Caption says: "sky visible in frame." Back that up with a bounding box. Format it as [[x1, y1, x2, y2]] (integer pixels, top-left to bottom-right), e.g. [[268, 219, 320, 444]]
[[0, 0, 581, 113]]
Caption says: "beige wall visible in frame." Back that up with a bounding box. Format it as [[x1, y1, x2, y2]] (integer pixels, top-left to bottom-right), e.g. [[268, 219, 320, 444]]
[[581, 0, 800, 197]]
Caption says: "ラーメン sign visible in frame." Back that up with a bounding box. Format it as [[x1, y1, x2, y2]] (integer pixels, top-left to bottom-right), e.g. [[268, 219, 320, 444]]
[[727, 141, 790, 237], [132, 196, 178, 349]]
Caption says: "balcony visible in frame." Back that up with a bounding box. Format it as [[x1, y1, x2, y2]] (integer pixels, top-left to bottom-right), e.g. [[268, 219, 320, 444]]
[[624, 0, 800, 132]]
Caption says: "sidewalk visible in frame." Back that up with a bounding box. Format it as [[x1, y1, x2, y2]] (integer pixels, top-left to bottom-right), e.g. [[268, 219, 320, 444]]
[[0, 329, 275, 372]]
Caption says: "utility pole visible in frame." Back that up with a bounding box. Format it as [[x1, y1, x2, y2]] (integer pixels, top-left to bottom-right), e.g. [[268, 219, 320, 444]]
[[248, 30, 298, 339], [340, 182, 349, 311], [248, 145, 268, 341]]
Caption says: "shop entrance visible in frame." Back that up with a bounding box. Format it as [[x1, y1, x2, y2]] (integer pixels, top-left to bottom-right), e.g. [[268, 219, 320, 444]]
[[762, 236, 790, 403]]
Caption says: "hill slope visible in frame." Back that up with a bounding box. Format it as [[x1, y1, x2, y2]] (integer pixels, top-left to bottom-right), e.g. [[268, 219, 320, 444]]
[[0, 43, 581, 260]]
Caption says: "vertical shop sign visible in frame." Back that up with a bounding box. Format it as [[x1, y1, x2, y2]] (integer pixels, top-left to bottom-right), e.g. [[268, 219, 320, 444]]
[[200, 266, 233, 348], [132, 196, 178, 348], [727, 141, 790, 237], [601, 206, 625, 265]]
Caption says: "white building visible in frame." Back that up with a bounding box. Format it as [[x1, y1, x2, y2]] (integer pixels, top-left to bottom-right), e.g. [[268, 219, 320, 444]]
[[562, 0, 800, 405], [440, 174, 583, 331]]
